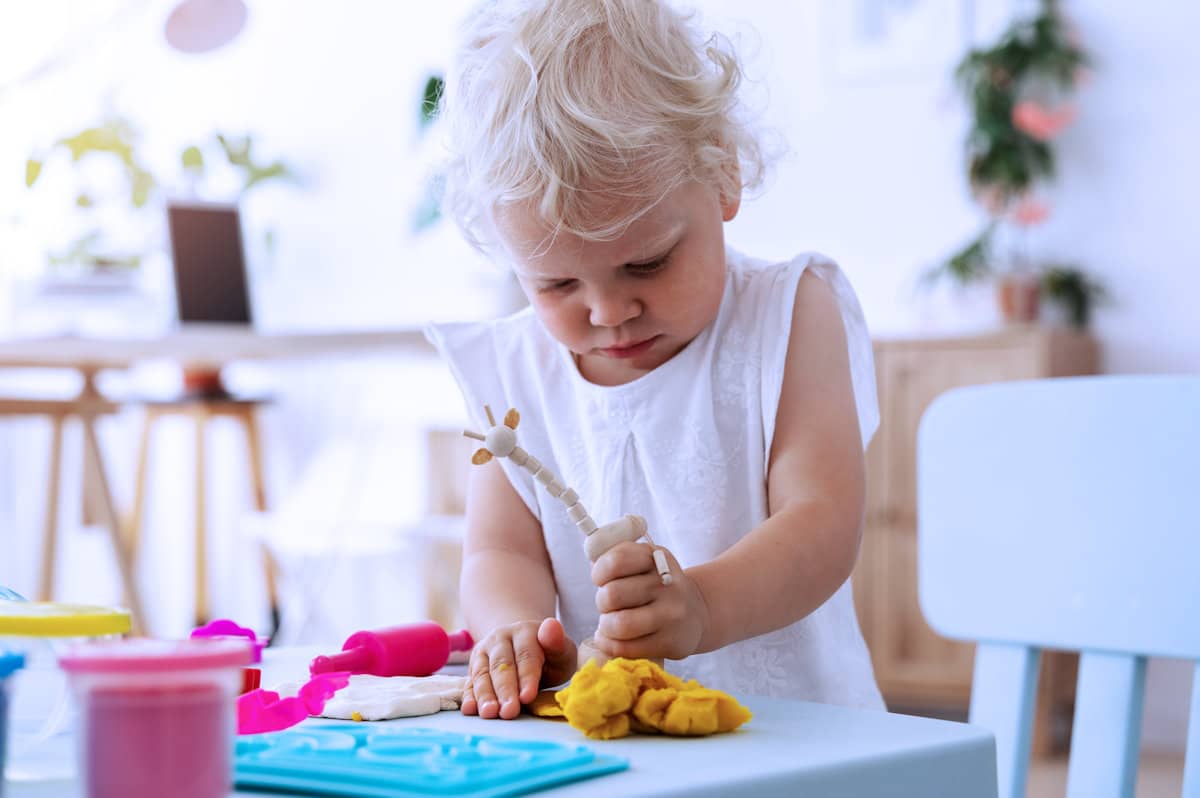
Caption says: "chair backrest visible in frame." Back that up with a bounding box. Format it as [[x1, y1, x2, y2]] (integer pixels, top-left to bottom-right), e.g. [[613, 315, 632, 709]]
[[917, 375, 1200, 798]]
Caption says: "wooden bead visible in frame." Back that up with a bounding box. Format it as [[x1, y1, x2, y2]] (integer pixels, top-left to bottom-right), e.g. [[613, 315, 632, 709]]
[[484, 425, 516, 457], [584, 515, 646, 561]]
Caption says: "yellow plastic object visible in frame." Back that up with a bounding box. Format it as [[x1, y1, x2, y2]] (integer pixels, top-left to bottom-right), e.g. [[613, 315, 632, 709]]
[[0, 600, 130, 637], [538, 657, 752, 740]]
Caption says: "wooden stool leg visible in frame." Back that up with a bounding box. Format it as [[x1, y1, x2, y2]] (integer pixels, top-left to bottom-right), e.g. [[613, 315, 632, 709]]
[[127, 409, 157, 564], [38, 414, 65, 602], [80, 413, 146, 635], [194, 405, 210, 627], [240, 407, 281, 637]]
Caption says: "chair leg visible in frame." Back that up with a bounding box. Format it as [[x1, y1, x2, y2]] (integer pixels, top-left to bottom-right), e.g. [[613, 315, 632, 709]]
[[79, 413, 146, 635], [240, 407, 281, 638], [194, 405, 210, 627], [126, 409, 157, 565], [38, 414, 65, 602]]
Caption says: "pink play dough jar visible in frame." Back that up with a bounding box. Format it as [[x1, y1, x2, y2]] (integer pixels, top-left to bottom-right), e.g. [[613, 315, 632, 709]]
[[59, 639, 253, 798]]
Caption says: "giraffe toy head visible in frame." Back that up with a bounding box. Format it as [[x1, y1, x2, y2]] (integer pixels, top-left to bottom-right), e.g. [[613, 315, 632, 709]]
[[463, 405, 520, 464]]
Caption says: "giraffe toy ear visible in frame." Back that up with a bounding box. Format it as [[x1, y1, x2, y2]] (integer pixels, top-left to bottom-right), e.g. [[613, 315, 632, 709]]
[[504, 408, 520, 430], [471, 449, 494, 465]]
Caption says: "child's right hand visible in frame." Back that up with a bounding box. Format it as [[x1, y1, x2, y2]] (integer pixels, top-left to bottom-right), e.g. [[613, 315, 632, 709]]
[[462, 617, 577, 719]]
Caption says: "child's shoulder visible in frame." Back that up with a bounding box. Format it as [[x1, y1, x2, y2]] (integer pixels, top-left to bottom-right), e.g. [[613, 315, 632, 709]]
[[425, 305, 549, 361], [726, 247, 839, 285], [722, 248, 842, 320]]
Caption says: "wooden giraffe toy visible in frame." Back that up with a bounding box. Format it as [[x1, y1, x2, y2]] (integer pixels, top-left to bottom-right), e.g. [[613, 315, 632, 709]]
[[463, 404, 672, 584]]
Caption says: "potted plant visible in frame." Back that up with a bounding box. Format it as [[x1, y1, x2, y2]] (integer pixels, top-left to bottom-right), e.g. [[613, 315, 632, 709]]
[[923, 0, 1105, 328], [25, 115, 298, 289]]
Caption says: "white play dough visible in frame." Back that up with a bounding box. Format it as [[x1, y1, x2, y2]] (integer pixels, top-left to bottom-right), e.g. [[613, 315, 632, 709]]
[[274, 674, 467, 721]]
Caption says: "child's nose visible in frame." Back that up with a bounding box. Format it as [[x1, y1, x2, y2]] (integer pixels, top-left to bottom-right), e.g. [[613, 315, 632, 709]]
[[588, 292, 641, 328]]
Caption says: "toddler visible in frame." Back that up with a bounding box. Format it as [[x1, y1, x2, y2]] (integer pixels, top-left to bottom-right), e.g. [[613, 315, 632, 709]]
[[426, 0, 883, 719]]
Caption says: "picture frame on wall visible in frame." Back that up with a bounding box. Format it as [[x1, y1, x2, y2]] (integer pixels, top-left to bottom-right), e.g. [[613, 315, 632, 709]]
[[824, 0, 1027, 84], [825, 0, 971, 83]]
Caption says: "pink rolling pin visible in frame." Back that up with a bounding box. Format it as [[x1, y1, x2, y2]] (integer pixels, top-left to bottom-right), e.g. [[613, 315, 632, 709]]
[[309, 621, 474, 678]]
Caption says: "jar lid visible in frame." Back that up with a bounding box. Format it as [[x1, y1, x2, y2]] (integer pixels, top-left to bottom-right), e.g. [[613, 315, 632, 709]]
[[0, 649, 24, 678], [59, 638, 254, 674], [0, 600, 131, 637]]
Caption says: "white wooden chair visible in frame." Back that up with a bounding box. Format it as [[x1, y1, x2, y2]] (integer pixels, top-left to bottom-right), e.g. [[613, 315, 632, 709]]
[[917, 375, 1199, 798]]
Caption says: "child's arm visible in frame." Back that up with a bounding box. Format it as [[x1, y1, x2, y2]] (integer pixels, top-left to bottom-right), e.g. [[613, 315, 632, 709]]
[[460, 456, 577, 718], [591, 270, 866, 658]]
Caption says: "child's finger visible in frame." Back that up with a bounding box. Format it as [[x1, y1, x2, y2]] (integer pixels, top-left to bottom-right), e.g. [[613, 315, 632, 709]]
[[511, 623, 546, 704], [592, 630, 658, 661], [597, 605, 659, 641], [595, 571, 661, 613], [460, 680, 478, 715], [537, 618, 578, 687], [487, 645, 523, 719], [470, 651, 501, 719], [590, 540, 655, 586]]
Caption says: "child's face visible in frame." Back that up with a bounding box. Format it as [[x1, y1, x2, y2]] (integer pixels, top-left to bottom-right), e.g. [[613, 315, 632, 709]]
[[497, 181, 739, 386]]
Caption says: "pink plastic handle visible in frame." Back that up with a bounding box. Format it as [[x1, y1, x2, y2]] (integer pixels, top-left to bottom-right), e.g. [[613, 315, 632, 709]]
[[237, 672, 350, 735], [192, 618, 266, 663]]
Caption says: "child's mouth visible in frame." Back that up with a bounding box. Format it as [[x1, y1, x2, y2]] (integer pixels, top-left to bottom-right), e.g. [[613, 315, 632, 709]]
[[600, 336, 659, 358]]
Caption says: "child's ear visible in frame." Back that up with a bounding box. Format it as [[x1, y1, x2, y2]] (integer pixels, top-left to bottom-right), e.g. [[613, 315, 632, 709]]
[[718, 150, 741, 222], [720, 184, 742, 222]]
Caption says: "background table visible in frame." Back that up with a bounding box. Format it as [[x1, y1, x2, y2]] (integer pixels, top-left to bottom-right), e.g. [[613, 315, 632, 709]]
[[0, 327, 433, 633]]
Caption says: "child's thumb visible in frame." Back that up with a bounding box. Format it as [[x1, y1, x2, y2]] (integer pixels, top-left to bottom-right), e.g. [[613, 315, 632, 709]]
[[537, 618, 577, 683]]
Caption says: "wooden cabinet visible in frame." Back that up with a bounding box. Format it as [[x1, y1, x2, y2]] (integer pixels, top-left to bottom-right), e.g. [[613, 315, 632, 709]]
[[855, 326, 1098, 752]]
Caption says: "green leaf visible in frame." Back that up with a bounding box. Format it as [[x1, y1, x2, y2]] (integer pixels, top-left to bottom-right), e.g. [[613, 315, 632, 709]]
[[217, 133, 252, 167], [181, 145, 205, 172], [242, 161, 294, 192], [921, 225, 996, 289], [419, 74, 445, 128], [25, 158, 43, 187], [130, 168, 156, 208]]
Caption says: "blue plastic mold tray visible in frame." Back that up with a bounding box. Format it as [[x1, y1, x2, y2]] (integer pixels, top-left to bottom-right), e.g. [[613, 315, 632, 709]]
[[234, 724, 628, 797]]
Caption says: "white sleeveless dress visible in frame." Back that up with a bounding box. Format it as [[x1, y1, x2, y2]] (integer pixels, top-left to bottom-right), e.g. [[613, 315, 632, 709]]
[[426, 248, 884, 709]]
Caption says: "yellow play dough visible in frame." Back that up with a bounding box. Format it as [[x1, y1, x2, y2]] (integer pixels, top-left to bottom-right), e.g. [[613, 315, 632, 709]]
[[534, 658, 751, 740]]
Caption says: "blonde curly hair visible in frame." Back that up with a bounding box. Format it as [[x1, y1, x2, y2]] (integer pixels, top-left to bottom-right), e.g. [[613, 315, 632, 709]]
[[441, 0, 765, 250]]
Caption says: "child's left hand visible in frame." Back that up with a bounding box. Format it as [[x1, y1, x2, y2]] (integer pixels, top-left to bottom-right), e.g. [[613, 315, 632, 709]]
[[590, 541, 709, 661]]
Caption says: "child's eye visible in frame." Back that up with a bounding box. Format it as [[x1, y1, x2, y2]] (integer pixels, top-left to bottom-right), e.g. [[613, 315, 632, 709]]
[[626, 254, 670, 276], [540, 278, 577, 293]]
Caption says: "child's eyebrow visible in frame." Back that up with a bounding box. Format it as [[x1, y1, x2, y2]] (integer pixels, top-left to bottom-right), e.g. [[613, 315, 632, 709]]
[[623, 223, 684, 265]]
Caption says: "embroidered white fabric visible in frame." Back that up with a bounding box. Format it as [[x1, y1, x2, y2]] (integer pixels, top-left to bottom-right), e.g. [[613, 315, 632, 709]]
[[427, 249, 884, 709]]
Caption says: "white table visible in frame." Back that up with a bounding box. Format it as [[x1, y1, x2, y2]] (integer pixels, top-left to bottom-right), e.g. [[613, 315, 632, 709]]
[[0, 326, 432, 372], [5, 648, 999, 797]]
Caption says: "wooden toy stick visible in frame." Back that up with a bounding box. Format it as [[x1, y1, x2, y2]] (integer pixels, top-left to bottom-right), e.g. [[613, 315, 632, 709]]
[[640, 528, 674, 586], [463, 405, 670, 585]]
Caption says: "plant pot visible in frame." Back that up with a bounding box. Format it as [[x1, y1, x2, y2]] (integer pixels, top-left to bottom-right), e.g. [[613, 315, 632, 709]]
[[996, 273, 1040, 324]]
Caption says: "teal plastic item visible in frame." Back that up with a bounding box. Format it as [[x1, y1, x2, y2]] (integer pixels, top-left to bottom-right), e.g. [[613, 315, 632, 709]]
[[2, 650, 25, 798], [234, 725, 627, 797]]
